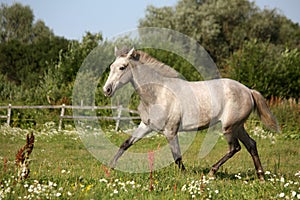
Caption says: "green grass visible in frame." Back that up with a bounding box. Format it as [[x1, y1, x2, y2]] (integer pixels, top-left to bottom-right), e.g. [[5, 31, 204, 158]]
[[0, 122, 300, 199]]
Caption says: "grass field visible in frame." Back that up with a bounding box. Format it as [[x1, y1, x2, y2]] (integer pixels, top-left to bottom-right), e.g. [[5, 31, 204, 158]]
[[0, 121, 300, 199]]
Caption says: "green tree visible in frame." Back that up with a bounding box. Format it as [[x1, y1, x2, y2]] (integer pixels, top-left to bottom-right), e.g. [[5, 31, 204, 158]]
[[0, 3, 56, 44], [40, 32, 103, 105], [0, 3, 34, 43], [0, 3, 69, 90], [56, 32, 103, 84], [227, 40, 300, 99], [139, 0, 300, 99], [0, 36, 69, 88], [31, 20, 53, 43], [139, 0, 258, 65], [139, 0, 300, 67]]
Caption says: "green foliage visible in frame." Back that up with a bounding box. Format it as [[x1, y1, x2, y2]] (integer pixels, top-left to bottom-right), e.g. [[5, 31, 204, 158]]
[[0, 3, 34, 43], [227, 40, 300, 98], [140, 0, 300, 67], [45, 32, 104, 105], [275, 49, 300, 98], [0, 37, 69, 88], [0, 2, 70, 103], [56, 32, 103, 84], [139, 0, 300, 100]]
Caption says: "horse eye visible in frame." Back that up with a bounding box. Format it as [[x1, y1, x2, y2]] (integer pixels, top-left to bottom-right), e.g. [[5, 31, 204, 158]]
[[119, 64, 128, 71]]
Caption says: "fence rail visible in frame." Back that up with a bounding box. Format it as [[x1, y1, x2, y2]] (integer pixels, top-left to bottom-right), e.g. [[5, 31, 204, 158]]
[[0, 104, 140, 131]]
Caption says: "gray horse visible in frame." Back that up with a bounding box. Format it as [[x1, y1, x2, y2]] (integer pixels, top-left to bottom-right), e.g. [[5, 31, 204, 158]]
[[103, 47, 279, 180]]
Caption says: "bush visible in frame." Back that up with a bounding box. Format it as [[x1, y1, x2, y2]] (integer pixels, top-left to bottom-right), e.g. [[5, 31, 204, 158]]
[[226, 40, 300, 99]]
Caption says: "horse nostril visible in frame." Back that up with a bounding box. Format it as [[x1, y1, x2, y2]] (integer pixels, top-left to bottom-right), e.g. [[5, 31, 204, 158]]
[[104, 85, 112, 96]]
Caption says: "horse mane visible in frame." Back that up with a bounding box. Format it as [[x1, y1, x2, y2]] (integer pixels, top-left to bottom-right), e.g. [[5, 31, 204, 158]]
[[116, 47, 180, 78]]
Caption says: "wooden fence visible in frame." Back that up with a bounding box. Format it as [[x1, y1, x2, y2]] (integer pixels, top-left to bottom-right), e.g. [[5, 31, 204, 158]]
[[0, 104, 140, 131]]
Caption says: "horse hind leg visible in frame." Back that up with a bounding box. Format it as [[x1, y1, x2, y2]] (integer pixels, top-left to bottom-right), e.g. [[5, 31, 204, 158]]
[[208, 130, 241, 178], [237, 126, 265, 181]]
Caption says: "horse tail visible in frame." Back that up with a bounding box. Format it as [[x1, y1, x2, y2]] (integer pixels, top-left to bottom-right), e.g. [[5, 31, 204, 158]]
[[251, 90, 280, 132]]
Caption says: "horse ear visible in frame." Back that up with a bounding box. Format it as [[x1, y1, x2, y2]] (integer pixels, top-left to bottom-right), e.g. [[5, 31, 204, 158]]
[[126, 47, 135, 59], [114, 46, 118, 56]]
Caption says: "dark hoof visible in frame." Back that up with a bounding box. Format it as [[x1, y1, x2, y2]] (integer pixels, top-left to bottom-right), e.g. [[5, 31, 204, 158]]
[[175, 158, 186, 171], [109, 161, 116, 170]]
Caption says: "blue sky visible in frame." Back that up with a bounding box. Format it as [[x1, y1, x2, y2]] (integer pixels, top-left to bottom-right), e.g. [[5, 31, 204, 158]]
[[2, 0, 300, 40]]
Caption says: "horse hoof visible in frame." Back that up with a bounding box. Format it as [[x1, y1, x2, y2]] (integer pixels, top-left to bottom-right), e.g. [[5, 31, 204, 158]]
[[259, 176, 265, 183], [109, 161, 116, 170], [208, 170, 216, 179]]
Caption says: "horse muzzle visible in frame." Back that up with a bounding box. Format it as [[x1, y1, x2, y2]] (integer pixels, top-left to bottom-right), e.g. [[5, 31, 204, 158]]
[[103, 84, 113, 97]]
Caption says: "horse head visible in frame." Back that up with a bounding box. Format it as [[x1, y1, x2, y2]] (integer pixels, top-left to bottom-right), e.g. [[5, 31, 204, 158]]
[[103, 47, 135, 97]]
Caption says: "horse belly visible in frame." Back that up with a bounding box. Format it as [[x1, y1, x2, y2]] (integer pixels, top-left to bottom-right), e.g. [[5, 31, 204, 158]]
[[179, 98, 213, 131], [178, 81, 222, 131]]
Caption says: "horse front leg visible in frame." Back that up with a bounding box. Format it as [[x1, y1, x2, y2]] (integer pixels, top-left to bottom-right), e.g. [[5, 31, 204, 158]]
[[110, 122, 152, 169], [164, 129, 185, 171]]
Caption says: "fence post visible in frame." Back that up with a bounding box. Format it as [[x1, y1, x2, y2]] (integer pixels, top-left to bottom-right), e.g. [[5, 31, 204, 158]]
[[58, 104, 65, 131], [115, 105, 123, 131], [7, 103, 11, 126]]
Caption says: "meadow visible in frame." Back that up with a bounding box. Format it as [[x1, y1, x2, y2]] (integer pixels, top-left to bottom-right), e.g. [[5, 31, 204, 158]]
[[0, 112, 300, 200]]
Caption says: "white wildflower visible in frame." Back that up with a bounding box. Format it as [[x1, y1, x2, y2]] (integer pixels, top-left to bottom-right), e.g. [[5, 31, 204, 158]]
[[99, 178, 108, 183], [291, 191, 296, 197], [5, 187, 11, 193], [235, 173, 242, 180], [48, 181, 53, 187], [279, 192, 285, 198], [265, 171, 271, 175], [284, 183, 289, 187], [268, 178, 275, 182]]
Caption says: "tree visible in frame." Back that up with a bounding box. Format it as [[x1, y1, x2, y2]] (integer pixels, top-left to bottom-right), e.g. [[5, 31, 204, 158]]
[[56, 32, 103, 83], [0, 36, 69, 87], [139, 0, 300, 99], [0, 3, 55, 44], [139, 0, 300, 67], [0, 3, 34, 43], [31, 20, 53, 43], [0, 3, 69, 89], [139, 0, 257, 65], [227, 39, 300, 99], [40, 32, 103, 105]]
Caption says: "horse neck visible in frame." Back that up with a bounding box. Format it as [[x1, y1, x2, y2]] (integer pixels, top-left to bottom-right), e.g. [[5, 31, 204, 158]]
[[130, 64, 164, 103]]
